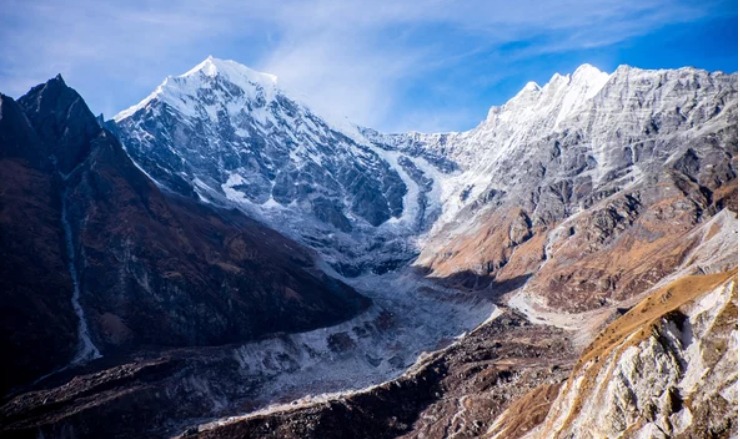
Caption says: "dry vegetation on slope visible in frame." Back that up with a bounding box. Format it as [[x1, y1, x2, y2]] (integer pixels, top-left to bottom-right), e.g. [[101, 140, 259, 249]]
[[526, 269, 738, 438]]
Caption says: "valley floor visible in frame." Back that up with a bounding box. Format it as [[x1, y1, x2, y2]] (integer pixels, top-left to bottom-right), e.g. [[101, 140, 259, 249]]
[[189, 306, 576, 439]]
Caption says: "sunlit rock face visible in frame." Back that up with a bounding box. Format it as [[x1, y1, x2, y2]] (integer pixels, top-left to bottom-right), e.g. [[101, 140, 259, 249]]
[[405, 65, 737, 313], [526, 270, 738, 439]]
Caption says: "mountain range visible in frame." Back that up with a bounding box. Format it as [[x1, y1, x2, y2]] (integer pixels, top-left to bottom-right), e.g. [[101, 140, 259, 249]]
[[0, 57, 736, 438]]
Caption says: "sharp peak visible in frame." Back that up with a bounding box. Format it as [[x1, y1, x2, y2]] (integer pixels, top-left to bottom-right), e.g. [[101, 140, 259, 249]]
[[22, 73, 81, 103], [35, 73, 69, 91], [113, 57, 281, 122], [510, 63, 608, 98], [180, 56, 278, 85]]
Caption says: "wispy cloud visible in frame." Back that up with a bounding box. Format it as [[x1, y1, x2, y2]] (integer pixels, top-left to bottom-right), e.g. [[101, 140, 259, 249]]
[[0, 0, 735, 131]]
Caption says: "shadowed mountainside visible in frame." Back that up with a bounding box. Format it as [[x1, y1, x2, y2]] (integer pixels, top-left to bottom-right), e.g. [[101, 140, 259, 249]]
[[0, 76, 369, 395]]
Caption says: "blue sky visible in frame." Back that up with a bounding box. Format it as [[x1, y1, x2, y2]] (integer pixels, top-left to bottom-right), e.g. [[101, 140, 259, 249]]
[[1, 0, 736, 132]]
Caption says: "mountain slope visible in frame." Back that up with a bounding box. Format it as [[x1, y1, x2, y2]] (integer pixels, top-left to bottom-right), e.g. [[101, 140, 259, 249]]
[[114, 59, 737, 293], [513, 269, 738, 439], [0, 76, 369, 393], [0, 93, 80, 392], [1, 76, 489, 439], [2, 60, 736, 438], [127, 61, 736, 438], [182, 198, 737, 438]]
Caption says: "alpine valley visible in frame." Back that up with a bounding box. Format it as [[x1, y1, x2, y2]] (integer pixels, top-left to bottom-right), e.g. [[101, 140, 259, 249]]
[[0, 57, 736, 439]]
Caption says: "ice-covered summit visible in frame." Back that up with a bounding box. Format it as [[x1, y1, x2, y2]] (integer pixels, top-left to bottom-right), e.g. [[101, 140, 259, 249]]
[[184, 55, 278, 86], [114, 56, 279, 122]]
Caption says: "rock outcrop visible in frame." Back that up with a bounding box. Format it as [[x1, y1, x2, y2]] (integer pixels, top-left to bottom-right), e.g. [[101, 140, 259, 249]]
[[517, 269, 738, 439]]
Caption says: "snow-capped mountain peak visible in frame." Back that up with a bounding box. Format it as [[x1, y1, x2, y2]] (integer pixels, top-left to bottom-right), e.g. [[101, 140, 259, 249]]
[[182, 55, 278, 90], [571, 62, 606, 80], [113, 57, 434, 275], [481, 63, 609, 129], [113, 56, 279, 122]]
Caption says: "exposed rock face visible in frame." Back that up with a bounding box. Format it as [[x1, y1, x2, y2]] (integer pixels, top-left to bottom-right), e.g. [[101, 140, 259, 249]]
[[407, 65, 737, 314], [525, 270, 738, 439], [0, 76, 369, 394]]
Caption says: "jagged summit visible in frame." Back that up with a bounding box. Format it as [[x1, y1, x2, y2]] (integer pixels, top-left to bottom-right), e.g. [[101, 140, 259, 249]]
[[19, 74, 101, 174], [541, 63, 606, 87], [482, 64, 608, 126]]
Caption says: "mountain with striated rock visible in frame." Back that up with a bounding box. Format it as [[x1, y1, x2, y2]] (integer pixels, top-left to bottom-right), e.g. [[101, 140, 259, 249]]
[[0, 58, 737, 439], [402, 64, 738, 310]]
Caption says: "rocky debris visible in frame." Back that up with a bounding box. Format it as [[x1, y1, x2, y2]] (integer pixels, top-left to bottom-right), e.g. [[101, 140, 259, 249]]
[[0, 348, 248, 439], [0, 273, 492, 439], [179, 208, 737, 439], [184, 310, 574, 439]]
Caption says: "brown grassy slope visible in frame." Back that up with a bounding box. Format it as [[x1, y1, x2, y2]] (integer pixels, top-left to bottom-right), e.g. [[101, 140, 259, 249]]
[[529, 190, 707, 312], [547, 268, 738, 435], [483, 382, 563, 439], [421, 208, 541, 282]]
